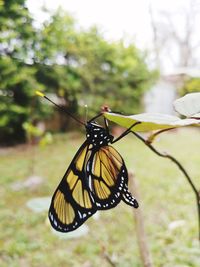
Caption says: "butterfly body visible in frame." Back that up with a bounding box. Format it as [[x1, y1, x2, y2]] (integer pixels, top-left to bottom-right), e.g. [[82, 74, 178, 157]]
[[85, 122, 114, 147], [49, 120, 138, 233]]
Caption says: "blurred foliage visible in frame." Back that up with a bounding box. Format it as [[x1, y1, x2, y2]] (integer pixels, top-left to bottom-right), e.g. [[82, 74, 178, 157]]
[[0, 1, 157, 145], [39, 132, 53, 147], [179, 77, 200, 96], [23, 121, 53, 147], [23, 121, 43, 139], [0, 0, 43, 144]]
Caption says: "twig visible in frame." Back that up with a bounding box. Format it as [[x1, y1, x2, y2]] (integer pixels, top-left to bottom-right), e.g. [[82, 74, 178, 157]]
[[101, 246, 117, 267], [131, 131, 200, 242], [146, 128, 176, 144], [129, 171, 153, 267]]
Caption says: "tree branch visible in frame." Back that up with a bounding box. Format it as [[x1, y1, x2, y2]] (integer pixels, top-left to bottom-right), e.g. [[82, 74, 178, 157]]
[[146, 128, 176, 144], [101, 246, 117, 267], [131, 130, 200, 242]]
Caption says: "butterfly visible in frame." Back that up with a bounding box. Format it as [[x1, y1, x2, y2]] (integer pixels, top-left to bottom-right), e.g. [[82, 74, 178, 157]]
[[35, 91, 139, 233]]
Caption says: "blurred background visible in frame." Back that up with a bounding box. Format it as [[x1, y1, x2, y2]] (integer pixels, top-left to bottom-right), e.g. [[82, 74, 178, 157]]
[[0, 0, 200, 266]]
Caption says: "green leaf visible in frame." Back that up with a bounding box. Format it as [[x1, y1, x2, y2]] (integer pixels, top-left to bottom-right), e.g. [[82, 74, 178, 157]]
[[104, 112, 200, 132], [174, 92, 200, 118]]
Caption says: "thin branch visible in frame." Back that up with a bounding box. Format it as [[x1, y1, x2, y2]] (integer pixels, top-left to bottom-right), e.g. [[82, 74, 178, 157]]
[[101, 246, 117, 267], [146, 128, 176, 144], [161, 11, 182, 44], [148, 3, 161, 68], [131, 130, 200, 241]]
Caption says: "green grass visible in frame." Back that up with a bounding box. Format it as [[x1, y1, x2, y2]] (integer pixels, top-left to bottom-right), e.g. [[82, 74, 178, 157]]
[[0, 128, 200, 267]]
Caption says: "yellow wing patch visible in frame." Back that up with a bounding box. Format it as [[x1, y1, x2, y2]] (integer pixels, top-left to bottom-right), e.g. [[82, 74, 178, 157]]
[[94, 179, 111, 199], [101, 164, 115, 186], [65, 144, 93, 209], [67, 170, 78, 190], [102, 146, 122, 171], [84, 189, 92, 208], [72, 179, 92, 208], [106, 146, 123, 164], [72, 180, 84, 206], [93, 152, 101, 177], [54, 190, 75, 225], [92, 146, 123, 185], [76, 146, 88, 171], [91, 146, 124, 200]]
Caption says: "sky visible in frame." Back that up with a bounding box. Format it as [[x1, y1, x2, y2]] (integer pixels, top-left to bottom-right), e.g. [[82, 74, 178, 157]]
[[26, 0, 199, 73], [26, 0, 192, 44]]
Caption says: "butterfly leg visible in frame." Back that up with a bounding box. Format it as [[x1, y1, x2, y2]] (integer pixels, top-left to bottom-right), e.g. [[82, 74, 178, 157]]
[[88, 113, 103, 123], [111, 122, 141, 144]]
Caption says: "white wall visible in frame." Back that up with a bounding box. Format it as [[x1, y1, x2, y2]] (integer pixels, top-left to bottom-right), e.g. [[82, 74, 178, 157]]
[[144, 79, 177, 115]]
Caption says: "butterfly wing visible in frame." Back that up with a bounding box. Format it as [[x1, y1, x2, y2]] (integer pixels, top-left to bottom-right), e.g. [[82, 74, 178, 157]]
[[86, 145, 138, 210], [48, 141, 97, 232], [121, 184, 139, 208]]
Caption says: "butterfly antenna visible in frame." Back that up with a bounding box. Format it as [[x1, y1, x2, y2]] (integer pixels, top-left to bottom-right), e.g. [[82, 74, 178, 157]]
[[35, 91, 85, 126], [84, 104, 88, 124]]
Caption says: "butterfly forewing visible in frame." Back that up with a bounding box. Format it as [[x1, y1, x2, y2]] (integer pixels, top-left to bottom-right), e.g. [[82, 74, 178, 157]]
[[48, 141, 97, 232]]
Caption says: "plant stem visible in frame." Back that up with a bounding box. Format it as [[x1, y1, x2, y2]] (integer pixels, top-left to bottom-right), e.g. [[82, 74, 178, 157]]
[[101, 246, 117, 267], [131, 131, 200, 242], [146, 128, 176, 144]]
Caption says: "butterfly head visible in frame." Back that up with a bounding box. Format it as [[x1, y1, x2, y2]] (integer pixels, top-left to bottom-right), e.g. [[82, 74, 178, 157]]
[[86, 122, 113, 147]]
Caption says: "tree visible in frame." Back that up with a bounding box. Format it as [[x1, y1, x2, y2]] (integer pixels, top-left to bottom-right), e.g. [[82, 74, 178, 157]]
[[0, 0, 50, 144], [36, 11, 156, 118], [0, 6, 156, 144], [179, 77, 200, 96], [149, 0, 200, 72], [74, 28, 154, 115]]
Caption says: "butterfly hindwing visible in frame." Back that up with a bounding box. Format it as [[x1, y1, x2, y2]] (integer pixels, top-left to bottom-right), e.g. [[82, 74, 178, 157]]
[[48, 141, 97, 232], [86, 145, 129, 210]]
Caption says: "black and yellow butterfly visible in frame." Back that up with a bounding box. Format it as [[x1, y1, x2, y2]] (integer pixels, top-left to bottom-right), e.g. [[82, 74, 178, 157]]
[[36, 91, 138, 233]]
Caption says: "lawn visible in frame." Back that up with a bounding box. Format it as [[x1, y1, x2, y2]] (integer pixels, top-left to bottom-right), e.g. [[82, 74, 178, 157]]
[[0, 128, 200, 267]]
